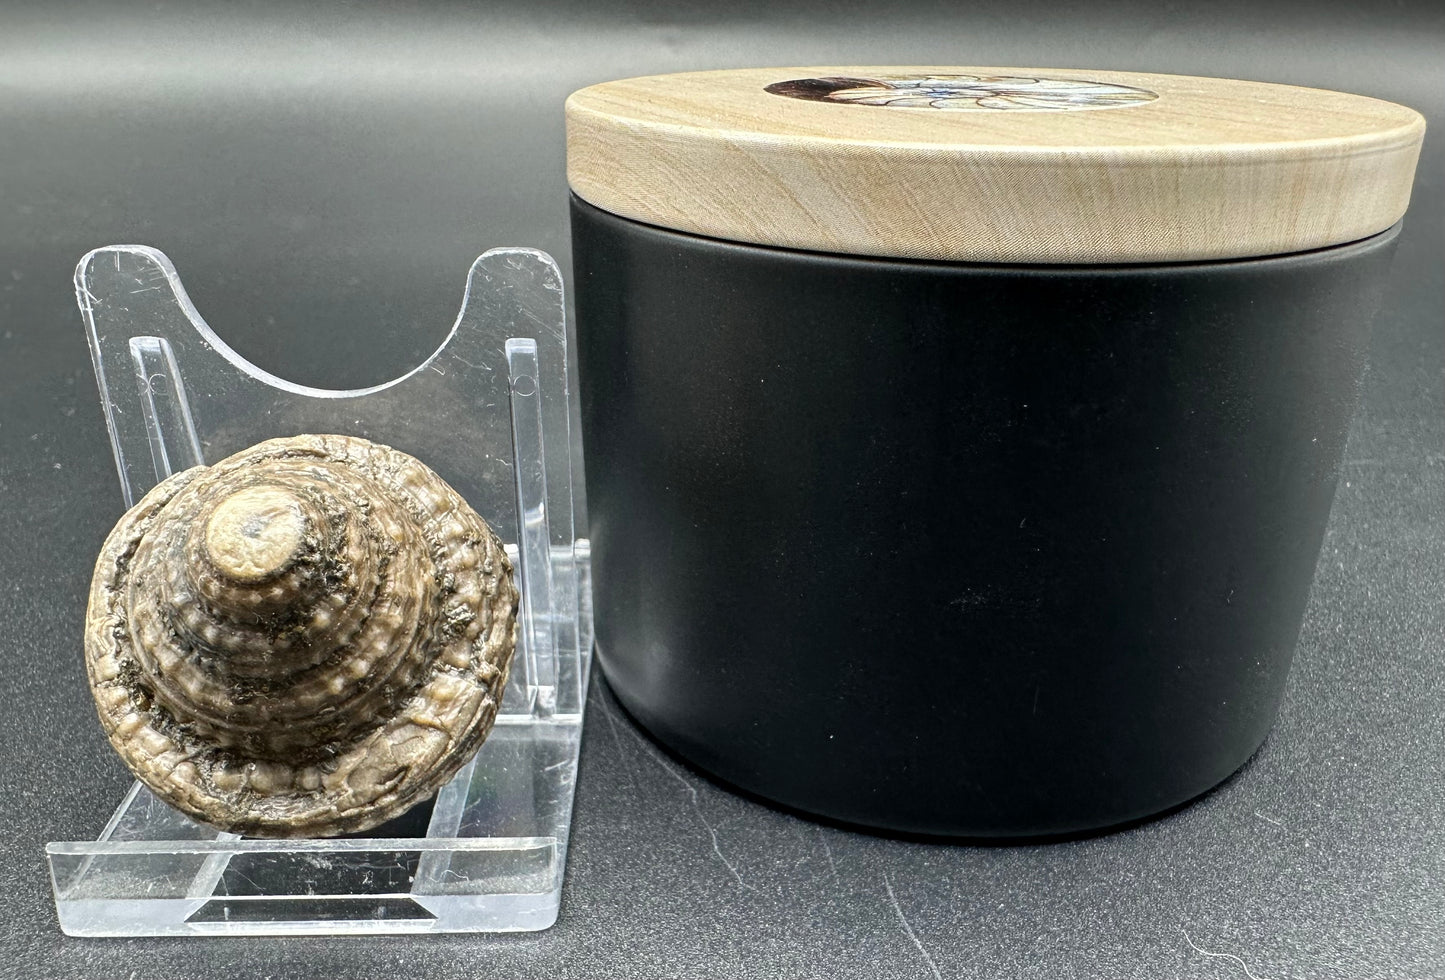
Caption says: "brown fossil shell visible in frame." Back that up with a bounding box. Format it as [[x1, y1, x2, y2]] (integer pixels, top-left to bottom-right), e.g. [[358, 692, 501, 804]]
[[84, 434, 518, 838]]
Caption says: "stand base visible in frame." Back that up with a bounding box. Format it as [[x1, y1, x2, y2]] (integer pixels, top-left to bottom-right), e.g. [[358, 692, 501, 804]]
[[49, 712, 583, 936]]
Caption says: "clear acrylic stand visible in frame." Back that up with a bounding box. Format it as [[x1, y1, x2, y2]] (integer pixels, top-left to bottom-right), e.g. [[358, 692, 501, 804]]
[[47, 245, 592, 936]]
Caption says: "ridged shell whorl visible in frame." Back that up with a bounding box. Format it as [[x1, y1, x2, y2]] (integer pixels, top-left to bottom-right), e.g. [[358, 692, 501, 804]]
[[84, 434, 518, 837]]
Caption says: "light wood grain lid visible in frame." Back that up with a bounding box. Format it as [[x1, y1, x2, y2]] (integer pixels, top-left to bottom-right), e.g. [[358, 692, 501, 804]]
[[566, 67, 1424, 264]]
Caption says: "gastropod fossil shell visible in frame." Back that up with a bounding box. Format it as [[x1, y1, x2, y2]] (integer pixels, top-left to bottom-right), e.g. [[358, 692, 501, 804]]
[[84, 434, 518, 837]]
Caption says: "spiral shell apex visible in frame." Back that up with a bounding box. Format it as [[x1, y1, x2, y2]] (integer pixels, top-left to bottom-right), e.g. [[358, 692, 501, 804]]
[[84, 434, 518, 837]]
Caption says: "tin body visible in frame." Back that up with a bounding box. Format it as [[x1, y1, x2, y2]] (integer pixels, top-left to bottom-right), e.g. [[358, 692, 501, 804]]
[[572, 197, 1401, 836]]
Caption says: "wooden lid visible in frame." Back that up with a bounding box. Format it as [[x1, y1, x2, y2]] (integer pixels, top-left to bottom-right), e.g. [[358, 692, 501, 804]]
[[566, 67, 1424, 264]]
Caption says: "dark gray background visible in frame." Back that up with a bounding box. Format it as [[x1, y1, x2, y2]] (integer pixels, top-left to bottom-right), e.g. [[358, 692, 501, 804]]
[[2, 1, 1441, 977]]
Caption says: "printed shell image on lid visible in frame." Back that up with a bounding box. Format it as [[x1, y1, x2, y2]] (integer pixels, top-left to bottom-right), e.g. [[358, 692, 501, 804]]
[[566, 66, 1424, 263]]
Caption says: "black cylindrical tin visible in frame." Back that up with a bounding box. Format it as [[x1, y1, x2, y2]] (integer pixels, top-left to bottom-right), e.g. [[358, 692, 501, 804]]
[[572, 196, 1402, 836]]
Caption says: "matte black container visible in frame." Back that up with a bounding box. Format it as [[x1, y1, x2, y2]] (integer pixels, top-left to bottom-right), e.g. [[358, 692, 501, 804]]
[[565, 67, 1423, 836], [573, 199, 1400, 836]]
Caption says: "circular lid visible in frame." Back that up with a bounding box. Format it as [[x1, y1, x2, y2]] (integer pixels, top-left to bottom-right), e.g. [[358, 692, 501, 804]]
[[566, 67, 1424, 263]]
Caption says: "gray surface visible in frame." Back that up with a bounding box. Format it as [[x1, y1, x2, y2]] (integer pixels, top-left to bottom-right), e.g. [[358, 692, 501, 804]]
[[1, 2, 1442, 977]]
